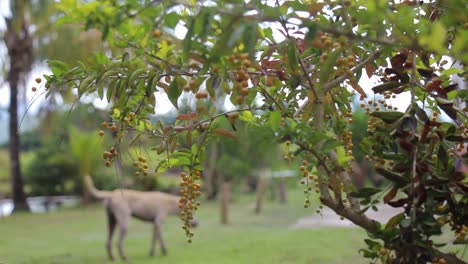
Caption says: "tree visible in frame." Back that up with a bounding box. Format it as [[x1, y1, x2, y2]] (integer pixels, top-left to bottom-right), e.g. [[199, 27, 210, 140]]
[[45, 1, 467, 263], [3, 0, 34, 212], [1, 0, 102, 213]]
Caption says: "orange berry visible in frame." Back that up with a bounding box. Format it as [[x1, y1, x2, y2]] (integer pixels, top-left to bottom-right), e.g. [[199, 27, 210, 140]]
[[35, 78, 42, 84], [32, 87, 37, 92], [98, 130, 105, 137], [152, 29, 161, 38], [195, 91, 208, 99], [240, 88, 249, 96]]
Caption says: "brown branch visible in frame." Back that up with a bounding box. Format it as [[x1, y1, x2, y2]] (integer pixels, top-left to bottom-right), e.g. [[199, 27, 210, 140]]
[[323, 50, 382, 92], [294, 50, 381, 117], [340, 170, 361, 211], [319, 193, 381, 232]]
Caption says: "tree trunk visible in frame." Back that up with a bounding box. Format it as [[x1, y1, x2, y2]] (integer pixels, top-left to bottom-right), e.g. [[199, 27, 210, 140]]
[[204, 143, 218, 200], [220, 181, 230, 225], [8, 73, 29, 212], [254, 175, 267, 214], [5, 4, 33, 213], [7, 60, 29, 212], [278, 178, 287, 204]]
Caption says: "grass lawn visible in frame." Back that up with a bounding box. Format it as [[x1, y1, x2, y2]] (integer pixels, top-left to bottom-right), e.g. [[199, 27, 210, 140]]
[[0, 188, 371, 264], [1, 188, 466, 264]]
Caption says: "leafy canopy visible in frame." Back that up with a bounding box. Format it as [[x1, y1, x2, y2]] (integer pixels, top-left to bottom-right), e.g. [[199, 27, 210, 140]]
[[41, 0, 467, 263]]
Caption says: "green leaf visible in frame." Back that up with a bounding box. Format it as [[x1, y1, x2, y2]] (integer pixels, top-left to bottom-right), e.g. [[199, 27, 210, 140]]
[[386, 213, 405, 229], [269, 111, 281, 131], [167, 77, 184, 108], [206, 76, 221, 98], [165, 12, 181, 28], [121, 52, 130, 65], [375, 168, 409, 185], [371, 111, 404, 124], [129, 68, 146, 86], [154, 159, 169, 173], [97, 69, 118, 84], [183, 18, 195, 59], [106, 78, 117, 102], [419, 21, 447, 53], [97, 83, 104, 100], [350, 187, 381, 198], [146, 74, 159, 94], [48, 60, 69, 76], [287, 38, 299, 73], [440, 68, 464, 76], [336, 146, 352, 166], [78, 75, 96, 96], [372, 82, 403, 93], [239, 110, 255, 123], [305, 23, 318, 42]]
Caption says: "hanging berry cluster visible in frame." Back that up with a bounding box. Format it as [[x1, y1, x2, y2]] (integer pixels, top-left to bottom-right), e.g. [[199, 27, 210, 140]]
[[133, 156, 149, 176], [178, 170, 202, 243], [227, 53, 256, 105], [102, 146, 118, 167]]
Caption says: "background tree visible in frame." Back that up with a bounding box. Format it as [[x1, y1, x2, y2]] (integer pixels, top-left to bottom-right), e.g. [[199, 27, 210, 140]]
[[1, 0, 102, 212], [3, 0, 34, 212], [45, 1, 467, 263]]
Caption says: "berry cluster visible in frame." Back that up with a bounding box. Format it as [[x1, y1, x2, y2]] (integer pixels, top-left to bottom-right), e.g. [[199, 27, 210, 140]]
[[298, 160, 319, 209], [227, 53, 256, 105], [317, 33, 357, 79], [178, 170, 202, 243], [102, 146, 118, 167], [283, 141, 294, 161], [31, 77, 51, 92], [101, 121, 118, 132], [123, 111, 136, 125], [359, 96, 398, 116], [133, 156, 149, 176]]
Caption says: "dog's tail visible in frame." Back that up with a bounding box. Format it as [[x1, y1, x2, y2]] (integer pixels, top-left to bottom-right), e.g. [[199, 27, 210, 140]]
[[84, 175, 111, 199]]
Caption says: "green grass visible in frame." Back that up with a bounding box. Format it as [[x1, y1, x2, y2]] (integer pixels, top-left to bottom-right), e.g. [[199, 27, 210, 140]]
[[0, 189, 370, 264], [1, 188, 465, 264]]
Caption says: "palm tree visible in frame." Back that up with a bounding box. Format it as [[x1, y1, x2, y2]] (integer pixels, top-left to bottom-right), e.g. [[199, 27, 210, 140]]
[[1, 0, 101, 212], [3, 0, 33, 212]]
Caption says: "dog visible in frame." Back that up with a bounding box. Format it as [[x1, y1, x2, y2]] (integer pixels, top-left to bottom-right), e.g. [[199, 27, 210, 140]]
[[84, 175, 197, 261]]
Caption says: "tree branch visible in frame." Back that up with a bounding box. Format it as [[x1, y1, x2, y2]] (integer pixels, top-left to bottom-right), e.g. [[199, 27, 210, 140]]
[[294, 50, 381, 117], [323, 50, 382, 92]]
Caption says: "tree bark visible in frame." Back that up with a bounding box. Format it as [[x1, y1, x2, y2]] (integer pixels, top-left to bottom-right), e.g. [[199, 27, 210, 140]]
[[220, 181, 230, 224], [8, 69, 29, 212], [204, 143, 218, 200], [5, 4, 32, 213], [254, 175, 267, 214], [278, 178, 287, 204]]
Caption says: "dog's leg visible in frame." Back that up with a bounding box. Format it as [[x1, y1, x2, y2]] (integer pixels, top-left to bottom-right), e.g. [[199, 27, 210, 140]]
[[106, 207, 117, 261], [149, 218, 158, 257], [116, 214, 130, 261], [154, 218, 168, 256]]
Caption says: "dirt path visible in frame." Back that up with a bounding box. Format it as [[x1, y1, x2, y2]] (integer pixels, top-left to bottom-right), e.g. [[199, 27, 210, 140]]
[[289, 204, 404, 229]]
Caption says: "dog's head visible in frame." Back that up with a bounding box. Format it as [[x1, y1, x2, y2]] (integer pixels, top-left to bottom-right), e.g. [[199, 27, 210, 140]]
[[190, 218, 199, 228]]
